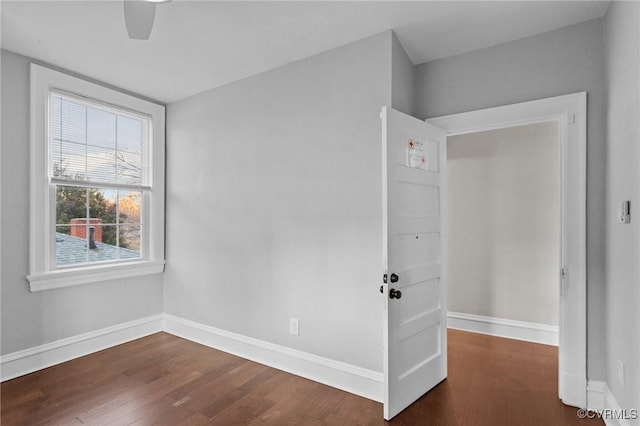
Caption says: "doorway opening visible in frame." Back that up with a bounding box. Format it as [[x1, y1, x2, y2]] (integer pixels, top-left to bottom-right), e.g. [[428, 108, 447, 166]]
[[446, 121, 561, 346], [429, 92, 587, 408]]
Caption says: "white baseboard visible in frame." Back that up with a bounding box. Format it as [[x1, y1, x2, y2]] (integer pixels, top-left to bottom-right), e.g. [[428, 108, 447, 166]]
[[447, 311, 559, 346], [1, 313, 383, 403], [586, 380, 636, 426], [0, 314, 164, 382], [163, 314, 383, 402], [602, 383, 634, 426], [588, 380, 606, 410]]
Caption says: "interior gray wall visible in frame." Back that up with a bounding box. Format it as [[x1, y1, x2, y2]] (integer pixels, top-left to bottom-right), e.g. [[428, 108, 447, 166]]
[[603, 2, 640, 414], [391, 32, 416, 117], [0, 49, 164, 355], [164, 32, 393, 372], [447, 122, 560, 326], [416, 18, 607, 380]]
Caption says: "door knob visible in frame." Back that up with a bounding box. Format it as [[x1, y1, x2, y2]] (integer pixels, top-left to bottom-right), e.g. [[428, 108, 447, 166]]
[[390, 273, 399, 283], [390, 289, 402, 299]]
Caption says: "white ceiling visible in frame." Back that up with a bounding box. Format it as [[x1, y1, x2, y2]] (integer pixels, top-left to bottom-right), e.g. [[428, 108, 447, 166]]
[[1, 1, 610, 104]]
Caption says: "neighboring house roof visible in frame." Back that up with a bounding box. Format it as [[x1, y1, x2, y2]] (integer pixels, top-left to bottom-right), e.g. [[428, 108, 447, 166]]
[[55, 232, 140, 266]]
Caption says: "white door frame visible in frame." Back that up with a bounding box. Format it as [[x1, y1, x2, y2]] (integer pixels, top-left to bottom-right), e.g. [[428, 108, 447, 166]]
[[428, 92, 587, 408]]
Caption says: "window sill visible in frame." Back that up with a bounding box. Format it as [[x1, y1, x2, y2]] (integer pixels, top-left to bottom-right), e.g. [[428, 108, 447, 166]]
[[27, 260, 165, 292]]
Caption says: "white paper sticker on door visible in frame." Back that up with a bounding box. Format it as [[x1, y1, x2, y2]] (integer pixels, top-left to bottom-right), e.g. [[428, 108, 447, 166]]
[[407, 139, 428, 170]]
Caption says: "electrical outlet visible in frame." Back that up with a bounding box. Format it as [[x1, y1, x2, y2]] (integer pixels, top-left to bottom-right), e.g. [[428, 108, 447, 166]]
[[618, 360, 625, 388], [289, 318, 299, 336]]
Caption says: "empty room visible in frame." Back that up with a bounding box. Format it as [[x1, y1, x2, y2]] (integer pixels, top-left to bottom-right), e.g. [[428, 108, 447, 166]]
[[1, 1, 638, 425]]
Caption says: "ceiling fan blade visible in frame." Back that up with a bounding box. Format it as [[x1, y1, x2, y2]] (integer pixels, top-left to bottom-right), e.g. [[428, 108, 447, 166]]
[[124, 0, 157, 40]]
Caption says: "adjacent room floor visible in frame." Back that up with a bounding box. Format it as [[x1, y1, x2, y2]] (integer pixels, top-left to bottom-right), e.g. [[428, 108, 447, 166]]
[[1, 329, 602, 425]]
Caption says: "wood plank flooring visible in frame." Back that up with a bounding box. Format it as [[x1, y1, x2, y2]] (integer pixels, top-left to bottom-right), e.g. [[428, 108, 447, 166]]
[[1, 329, 603, 425]]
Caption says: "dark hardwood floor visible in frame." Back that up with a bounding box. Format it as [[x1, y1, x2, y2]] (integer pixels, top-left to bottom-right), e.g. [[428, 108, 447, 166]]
[[1, 329, 603, 425]]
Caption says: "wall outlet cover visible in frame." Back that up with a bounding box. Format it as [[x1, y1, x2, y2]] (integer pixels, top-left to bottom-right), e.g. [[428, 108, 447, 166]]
[[289, 318, 299, 336]]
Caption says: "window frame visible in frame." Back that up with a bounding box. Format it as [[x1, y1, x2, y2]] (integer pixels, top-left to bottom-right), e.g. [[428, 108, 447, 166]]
[[28, 64, 165, 292]]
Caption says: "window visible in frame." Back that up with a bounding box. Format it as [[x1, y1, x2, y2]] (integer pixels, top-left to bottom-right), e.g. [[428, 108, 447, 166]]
[[28, 64, 165, 291]]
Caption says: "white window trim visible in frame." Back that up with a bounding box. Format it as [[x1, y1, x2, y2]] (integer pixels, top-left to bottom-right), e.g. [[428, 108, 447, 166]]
[[28, 64, 165, 292]]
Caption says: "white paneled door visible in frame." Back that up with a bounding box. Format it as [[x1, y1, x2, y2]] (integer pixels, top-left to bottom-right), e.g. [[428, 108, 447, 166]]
[[381, 106, 447, 420]]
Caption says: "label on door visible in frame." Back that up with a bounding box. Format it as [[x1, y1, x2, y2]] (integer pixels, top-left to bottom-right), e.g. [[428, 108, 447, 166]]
[[407, 138, 428, 170]]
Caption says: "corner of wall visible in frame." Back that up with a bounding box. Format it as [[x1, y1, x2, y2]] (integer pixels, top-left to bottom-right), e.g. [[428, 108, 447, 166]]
[[391, 31, 417, 117]]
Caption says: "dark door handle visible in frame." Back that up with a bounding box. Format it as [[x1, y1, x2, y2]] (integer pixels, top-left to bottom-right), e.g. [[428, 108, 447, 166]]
[[390, 289, 402, 299], [390, 273, 399, 283]]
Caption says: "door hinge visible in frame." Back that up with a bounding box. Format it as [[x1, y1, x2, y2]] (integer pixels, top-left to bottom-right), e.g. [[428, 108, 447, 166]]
[[383, 274, 388, 284], [568, 113, 576, 125]]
